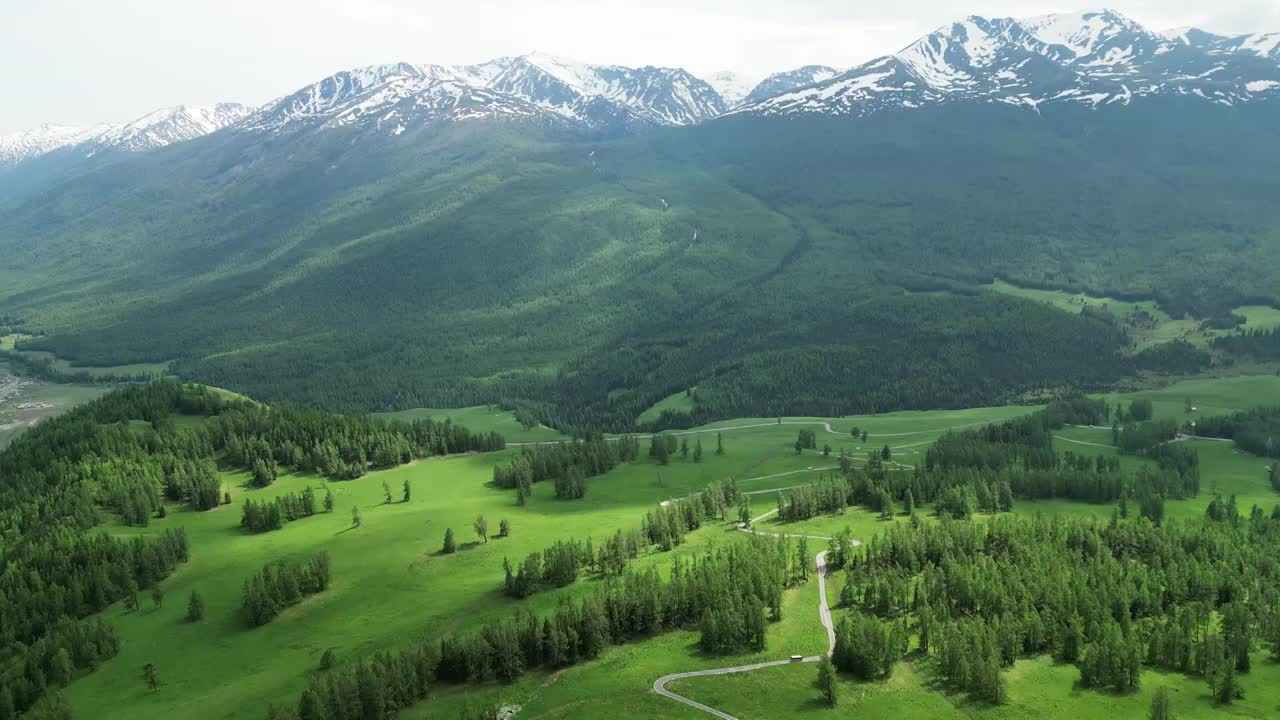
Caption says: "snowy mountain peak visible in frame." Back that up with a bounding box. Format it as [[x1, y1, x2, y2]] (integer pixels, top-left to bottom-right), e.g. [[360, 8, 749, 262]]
[[91, 103, 250, 152], [704, 71, 763, 108], [1019, 9, 1144, 58], [1, 103, 249, 169], [743, 66, 841, 105], [247, 53, 727, 135], [738, 10, 1280, 120], [0, 124, 113, 167]]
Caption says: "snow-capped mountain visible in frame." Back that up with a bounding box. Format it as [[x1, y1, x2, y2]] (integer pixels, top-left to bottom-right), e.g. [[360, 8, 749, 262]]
[[7, 12, 1280, 164], [1, 104, 249, 169], [89, 104, 250, 152], [704, 71, 763, 108], [245, 53, 727, 135], [742, 66, 841, 105], [739, 10, 1280, 118], [0, 124, 113, 167]]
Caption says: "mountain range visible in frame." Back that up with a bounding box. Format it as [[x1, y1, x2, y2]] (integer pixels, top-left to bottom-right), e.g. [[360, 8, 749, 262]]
[[3, 9, 1277, 169], [1, 9, 1279, 431]]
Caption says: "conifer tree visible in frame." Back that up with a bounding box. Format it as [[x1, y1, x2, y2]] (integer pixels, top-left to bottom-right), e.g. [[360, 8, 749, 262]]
[[716, 432, 725, 455], [187, 590, 205, 622], [143, 663, 159, 691], [443, 528, 457, 554], [1149, 687, 1172, 720], [694, 438, 704, 463], [402, 479, 412, 503], [351, 506, 361, 528], [324, 488, 335, 512], [817, 657, 838, 707]]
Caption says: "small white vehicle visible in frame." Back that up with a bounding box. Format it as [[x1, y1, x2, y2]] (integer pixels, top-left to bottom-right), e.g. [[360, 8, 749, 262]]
[[790, 655, 804, 662]]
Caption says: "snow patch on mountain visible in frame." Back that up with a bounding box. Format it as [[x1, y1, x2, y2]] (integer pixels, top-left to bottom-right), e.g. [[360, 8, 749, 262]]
[[737, 9, 1280, 120], [704, 71, 762, 107], [0, 124, 113, 167]]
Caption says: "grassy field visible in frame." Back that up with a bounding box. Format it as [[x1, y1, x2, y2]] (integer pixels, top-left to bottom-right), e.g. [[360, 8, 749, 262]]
[[638, 389, 696, 425], [373, 404, 570, 443], [986, 280, 1280, 351], [57, 376, 1280, 719]]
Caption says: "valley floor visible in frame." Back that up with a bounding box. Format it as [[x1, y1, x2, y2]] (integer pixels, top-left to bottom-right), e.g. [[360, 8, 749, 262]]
[[50, 374, 1280, 719]]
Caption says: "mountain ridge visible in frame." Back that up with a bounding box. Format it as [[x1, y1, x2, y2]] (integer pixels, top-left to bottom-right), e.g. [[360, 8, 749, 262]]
[[5, 10, 1276, 170]]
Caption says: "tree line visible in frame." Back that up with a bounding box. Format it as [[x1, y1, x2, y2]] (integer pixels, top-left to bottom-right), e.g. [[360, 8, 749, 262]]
[[240, 487, 322, 533], [1191, 406, 1280, 458], [491, 435, 640, 502], [274, 535, 787, 720], [836, 511, 1280, 706]]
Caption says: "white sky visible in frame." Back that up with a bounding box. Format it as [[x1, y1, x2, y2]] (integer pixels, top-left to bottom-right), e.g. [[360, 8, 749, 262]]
[[2, 0, 1277, 131]]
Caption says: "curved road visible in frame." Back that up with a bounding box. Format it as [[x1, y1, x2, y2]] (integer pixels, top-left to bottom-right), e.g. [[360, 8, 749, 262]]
[[652, 549, 838, 720], [509, 417, 1010, 447]]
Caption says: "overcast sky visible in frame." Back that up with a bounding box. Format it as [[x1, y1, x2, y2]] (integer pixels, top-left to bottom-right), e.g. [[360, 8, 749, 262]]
[[2, 0, 1277, 131]]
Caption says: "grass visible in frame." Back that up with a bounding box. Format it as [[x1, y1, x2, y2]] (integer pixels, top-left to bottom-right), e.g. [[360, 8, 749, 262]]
[[638, 389, 696, 425], [56, 375, 1280, 719], [986, 280, 1280, 351], [372, 404, 569, 443]]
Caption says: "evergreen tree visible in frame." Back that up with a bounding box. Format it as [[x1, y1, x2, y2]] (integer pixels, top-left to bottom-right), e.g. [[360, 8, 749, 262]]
[[151, 586, 164, 609], [124, 579, 140, 612], [680, 437, 689, 459], [351, 506, 361, 528], [223, 490, 232, 505], [716, 433, 724, 455], [904, 489, 915, 516], [817, 657, 838, 706], [694, 438, 704, 463], [402, 479, 412, 503], [499, 519, 511, 538], [323, 488, 334, 512], [1149, 687, 1172, 720], [143, 663, 159, 691], [319, 649, 336, 671], [738, 495, 752, 526], [443, 528, 457, 554], [187, 590, 205, 622], [881, 445, 892, 461], [382, 480, 392, 504]]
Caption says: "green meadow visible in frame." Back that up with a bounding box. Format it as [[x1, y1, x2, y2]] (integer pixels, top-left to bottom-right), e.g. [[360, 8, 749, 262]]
[[52, 375, 1280, 719], [986, 280, 1280, 350]]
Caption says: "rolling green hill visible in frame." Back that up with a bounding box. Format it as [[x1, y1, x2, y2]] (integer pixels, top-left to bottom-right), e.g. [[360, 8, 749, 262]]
[[2, 99, 1279, 430]]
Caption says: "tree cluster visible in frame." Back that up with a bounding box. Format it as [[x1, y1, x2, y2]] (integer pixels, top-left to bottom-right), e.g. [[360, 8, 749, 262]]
[[240, 487, 319, 533], [241, 554, 332, 627]]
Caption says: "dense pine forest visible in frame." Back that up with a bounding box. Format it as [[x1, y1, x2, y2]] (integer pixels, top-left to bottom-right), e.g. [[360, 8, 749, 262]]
[[4, 105, 1280, 432]]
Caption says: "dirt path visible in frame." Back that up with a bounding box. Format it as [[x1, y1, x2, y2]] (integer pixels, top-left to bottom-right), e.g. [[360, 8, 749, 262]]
[[652, 549, 839, 720]]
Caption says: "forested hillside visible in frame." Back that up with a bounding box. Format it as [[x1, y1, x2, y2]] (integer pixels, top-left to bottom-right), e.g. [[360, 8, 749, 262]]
[[0, 382, 498, 717], [2, 99, 1279, 430]]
